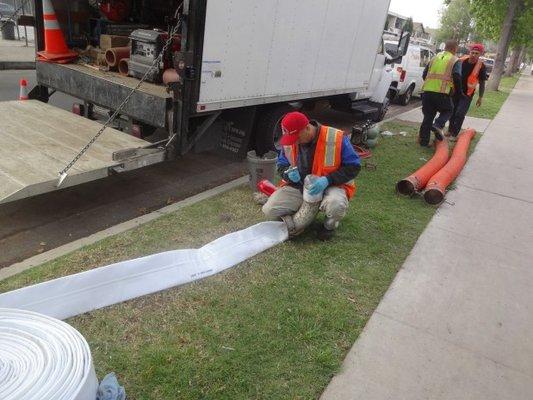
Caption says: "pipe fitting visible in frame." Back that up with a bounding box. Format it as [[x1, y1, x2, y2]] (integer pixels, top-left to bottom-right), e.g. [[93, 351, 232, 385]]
[[281, 200, 321, 237]]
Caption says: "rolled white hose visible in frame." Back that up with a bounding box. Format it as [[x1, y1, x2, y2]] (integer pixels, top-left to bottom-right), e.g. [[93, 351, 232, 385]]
[[0, 308, 98, 400]]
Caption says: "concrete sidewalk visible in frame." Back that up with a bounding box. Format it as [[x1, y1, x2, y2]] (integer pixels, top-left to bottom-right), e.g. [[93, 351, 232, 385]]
[[0, 36, 35, 70], [321, 75, 533, 399], [396, 105, 492, 133]]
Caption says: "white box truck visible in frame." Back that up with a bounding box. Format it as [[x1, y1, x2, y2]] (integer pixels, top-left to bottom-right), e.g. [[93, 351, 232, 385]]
[[2, 0, 408, 204]]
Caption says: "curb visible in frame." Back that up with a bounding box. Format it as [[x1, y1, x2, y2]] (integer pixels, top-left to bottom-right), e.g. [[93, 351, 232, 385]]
[[0, 175, 250, 282], [0, 61, 35, 70], [379, 105, 422, 125]]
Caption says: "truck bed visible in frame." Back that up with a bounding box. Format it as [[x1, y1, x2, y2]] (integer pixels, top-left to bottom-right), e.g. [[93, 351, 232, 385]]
[[0, 100, 165, 204], [36, 62, 172, 128]]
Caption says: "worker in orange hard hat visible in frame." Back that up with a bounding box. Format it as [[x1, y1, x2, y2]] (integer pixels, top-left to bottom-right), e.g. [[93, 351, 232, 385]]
[[447, 43, 487, 141], [262, 111, 361, 240]]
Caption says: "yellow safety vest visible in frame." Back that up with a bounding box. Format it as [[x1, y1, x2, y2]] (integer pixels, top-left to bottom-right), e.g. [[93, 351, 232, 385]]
[[422, 51, 458, 94]]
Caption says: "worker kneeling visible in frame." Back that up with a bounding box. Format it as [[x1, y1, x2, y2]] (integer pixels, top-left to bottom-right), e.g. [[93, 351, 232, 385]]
[[262, 111, 361, 241]]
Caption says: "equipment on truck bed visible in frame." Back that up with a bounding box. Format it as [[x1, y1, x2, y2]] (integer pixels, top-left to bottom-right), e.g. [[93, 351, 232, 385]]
[[128, 29, 179, 83]]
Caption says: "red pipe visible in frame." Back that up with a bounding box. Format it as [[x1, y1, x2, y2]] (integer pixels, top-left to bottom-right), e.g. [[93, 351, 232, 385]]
[[118, 58, 129, 76], [397, 139, 450, 195], [424, 128, 476, 205], [257, 179, 277, 196], [105, 46, 130, 67]]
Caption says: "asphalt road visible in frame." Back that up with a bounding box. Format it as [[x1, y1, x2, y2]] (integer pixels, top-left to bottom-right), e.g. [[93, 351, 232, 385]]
[[0, 69, 420, 268]]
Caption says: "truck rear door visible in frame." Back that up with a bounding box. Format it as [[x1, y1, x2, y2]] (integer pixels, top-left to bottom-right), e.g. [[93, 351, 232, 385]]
[[0, 100, 165, 204]]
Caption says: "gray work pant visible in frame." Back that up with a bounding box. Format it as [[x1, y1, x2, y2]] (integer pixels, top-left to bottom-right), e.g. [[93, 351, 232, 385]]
[[262, 185, 349, 228]]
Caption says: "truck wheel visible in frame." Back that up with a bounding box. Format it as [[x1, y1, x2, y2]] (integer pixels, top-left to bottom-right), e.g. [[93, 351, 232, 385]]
[[254, 103, 294, 155], [399, 85, 414, 106], [372, 94, 390, 122]]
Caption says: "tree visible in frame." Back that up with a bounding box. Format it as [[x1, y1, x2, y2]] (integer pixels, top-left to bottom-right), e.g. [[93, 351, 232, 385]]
[[436, 0, 474, 44], [471, 0, 532, 90]]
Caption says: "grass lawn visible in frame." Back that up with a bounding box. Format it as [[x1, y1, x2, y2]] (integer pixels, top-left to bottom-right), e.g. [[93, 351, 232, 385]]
[[467, 75, 519, 119], [0, 123, 456, 399]]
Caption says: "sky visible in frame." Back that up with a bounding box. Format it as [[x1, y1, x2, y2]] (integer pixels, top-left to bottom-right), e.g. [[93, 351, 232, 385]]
[[389, 0, 445, 29]]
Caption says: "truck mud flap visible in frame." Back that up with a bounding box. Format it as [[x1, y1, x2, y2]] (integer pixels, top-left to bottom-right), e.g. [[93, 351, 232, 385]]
[[0, 100, 165, 205]]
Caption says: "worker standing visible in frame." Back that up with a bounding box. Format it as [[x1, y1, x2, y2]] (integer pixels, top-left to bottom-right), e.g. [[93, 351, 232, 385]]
[[262, 112, 361, 241], [447, 43, 487, 141], [419, 39, 463, 147]]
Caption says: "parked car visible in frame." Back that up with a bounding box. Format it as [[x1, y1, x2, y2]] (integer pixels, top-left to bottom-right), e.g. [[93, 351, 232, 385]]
[[0, 2, 15, 18], [481, 57, 494, 77], [385, 39, 435, 105]]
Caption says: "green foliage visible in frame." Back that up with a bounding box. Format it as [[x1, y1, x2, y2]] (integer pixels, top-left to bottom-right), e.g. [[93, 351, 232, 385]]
[[437, 0, 474, 43], [471, 0, 532, 46]]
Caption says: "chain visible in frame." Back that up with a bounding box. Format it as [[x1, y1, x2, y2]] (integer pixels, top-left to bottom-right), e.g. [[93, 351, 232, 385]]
[[57, 7, 183, 187], [0, 0, 32, 30]]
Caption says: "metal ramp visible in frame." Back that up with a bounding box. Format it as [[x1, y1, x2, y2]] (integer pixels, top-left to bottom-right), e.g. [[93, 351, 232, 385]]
[[0, 100, 165, 205]]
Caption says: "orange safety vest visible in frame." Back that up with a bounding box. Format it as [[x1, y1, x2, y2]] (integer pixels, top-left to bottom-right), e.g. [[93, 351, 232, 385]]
[[460, 55, 483, 96], [281, 125, 356, 199]]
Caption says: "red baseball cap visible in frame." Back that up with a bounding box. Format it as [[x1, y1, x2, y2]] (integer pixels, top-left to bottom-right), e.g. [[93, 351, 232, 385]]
[[280, 111, 309, 145], [470, 43, 484, 53]]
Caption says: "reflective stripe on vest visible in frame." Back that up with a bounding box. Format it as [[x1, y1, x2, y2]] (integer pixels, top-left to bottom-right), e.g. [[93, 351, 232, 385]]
[[283, 145, 297, 166], [422, 51, 458, 94], [460, 55, 482, 96], [323, 127, 338, 168]]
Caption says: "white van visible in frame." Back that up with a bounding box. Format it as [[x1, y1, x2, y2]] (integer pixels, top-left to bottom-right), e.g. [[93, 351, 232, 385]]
[[385, 39, 435, 105]]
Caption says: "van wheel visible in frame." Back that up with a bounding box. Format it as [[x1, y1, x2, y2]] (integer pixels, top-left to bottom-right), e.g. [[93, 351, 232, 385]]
[[253, 103, 294, 156], [372, 94, 390, 122], [399, 85, 414, 106]]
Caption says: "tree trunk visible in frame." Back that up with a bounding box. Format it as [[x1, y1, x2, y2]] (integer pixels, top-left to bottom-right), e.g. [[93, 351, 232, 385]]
[[515, 44, 527, 72], [487, 0, 523, 91], [505, 45, 520, 76]]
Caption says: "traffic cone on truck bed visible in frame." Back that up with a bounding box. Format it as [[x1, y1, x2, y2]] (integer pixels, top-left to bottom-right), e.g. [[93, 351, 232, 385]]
[[37, 0, 77, 63]]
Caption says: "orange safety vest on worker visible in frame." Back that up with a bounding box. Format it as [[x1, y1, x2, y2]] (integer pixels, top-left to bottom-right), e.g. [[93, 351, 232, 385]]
[[281, 125, 356, 199], [460, 55, 483, 96]]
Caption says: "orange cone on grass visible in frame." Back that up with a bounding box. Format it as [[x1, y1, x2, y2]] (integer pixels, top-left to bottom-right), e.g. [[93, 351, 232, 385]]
[[19, 79, 29, 100], [37, 0, 77, 63]]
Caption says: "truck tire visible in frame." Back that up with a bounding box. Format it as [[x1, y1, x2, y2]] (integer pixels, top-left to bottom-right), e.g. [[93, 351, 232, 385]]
[[372, 94, 390, 122], [253, 103, 294, 156], [398, 85, 414, 106]]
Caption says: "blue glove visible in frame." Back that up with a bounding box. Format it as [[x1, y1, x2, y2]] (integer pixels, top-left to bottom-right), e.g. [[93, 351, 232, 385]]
[[287, 168, 301, 183], [308, 176, 329, 195], [96, 373, 126, 400]]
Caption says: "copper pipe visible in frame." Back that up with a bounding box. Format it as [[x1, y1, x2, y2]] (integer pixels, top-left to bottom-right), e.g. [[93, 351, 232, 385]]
[[424, 129, 476, 205], [397, 139, 450, 196], [118, 58, 129, 76], [105, 46, 130, 67]]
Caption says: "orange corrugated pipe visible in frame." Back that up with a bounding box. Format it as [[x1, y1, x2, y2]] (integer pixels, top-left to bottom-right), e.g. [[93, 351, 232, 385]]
[[424, 128, 476, 205], [396, 139, 450, 196]]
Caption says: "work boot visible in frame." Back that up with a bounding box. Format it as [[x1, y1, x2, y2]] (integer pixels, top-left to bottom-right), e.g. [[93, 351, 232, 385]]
[[431, 125, 444, 141], [417, 135, 433, 148], [317, 225, 335, 241]]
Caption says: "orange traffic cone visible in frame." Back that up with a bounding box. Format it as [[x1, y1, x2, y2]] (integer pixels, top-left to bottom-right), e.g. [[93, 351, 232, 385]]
[[19, 79, 29, 100], [37, 0, 77, 63]]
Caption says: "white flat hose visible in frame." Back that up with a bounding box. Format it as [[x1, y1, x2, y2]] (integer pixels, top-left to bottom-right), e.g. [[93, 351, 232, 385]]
[[0, 308, 98, 400], [0, 222, 288, 320]]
